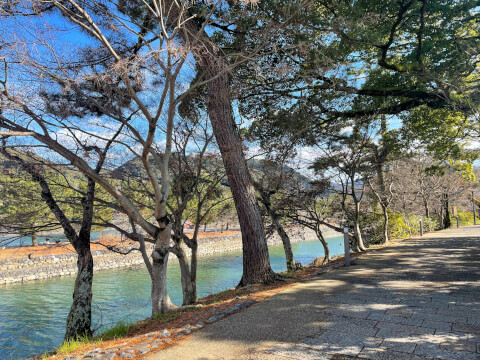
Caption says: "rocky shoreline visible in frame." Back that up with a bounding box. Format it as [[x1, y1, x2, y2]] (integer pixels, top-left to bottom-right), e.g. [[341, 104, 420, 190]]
[[0, 227, 340, 285]]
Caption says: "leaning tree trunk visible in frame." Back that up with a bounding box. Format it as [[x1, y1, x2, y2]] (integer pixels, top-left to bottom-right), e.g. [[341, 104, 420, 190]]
[[65, 177, 96, 340], [353, 202, 366, 251], [270, 211, 295, 272], [315, 225, 331, 264], [170, 223, 197, 306], [31, 232, 38, 247], [173, 245, 196, 306], [205, 74, 275, 286], [165, 2, 275, 286], [65, 245, 93, 340], [151, 224, 176, 315]]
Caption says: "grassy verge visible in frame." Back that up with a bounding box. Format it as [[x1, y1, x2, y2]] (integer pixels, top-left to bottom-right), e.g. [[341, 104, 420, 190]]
[[41, 335, 99, 359]]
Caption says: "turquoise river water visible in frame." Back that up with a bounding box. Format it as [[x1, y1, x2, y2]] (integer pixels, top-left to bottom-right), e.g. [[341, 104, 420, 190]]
[[0, 236, 344, 359]]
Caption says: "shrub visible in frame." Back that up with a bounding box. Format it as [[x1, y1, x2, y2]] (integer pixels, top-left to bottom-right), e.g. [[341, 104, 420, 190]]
[[360, 210, 439, 246], [450, 210, 475, 226]]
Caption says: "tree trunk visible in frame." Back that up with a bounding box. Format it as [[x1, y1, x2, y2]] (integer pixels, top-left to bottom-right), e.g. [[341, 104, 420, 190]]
[[171, 218, 197, 306], [190, 241, 198, 301], [173, 245, 196, 305], [381, 204, 389, 244], [354, 201, 366, 251], [164, 2, 275, 286], [31, 232, 38, 246], [440, 206, 445, 229], [315, 225, 331, 264], [205, 74, 275, 286], [443, 193, 451, 229], [151, 224, 176, 316], [271, 211, 295, 272], [65, 245, 93, 340], [424, 199, 430, 218]]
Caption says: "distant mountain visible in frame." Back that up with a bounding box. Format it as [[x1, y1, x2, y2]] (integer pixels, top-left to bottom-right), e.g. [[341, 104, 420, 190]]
[[0, 149, 83, 181], [111, 154, 312, 189]]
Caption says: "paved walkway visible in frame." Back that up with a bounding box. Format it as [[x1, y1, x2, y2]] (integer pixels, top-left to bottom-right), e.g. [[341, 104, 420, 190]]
[[147, 226, 480, 360]]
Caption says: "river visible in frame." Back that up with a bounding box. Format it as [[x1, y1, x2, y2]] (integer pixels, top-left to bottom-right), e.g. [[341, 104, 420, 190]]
[[0, 236, 344, 359]]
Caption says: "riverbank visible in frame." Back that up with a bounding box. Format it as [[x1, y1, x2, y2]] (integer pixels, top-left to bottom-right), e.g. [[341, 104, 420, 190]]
[[37, 250, 362, 360], [37, 225, 459, 360], [0, 226, 341, 285]]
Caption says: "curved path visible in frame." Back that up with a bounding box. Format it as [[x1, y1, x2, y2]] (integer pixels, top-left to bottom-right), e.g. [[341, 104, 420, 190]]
[[147, 226, 480, 360]]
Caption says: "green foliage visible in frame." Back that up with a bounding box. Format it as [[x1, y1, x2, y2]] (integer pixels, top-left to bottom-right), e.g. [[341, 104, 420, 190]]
[[0, 167, 114, 242], [0, 174, 57, 236], [401, 107, 479, 172], [55, 334, 96, 356], [97, 322, 132, 340], [451, 210, 475, 226], [361, 210, 439, 245], [388, 213, 438, 240]]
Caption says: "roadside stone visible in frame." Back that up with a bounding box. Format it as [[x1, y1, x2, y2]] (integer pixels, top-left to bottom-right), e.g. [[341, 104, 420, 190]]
[[119, 349, 134, 354], [158, 332, 171, 338], [151, 342, 163, 349], [118, 351, 136, 359], [182, 329, 192, 335], [97, 353, 115, 360], [206, 314, 225, 323], [138, 348, 151, 355], [236, 300, 256, 309]]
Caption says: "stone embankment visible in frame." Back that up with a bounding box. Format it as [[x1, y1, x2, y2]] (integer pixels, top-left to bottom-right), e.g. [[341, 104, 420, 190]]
[[0, 226, 340, 285]]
